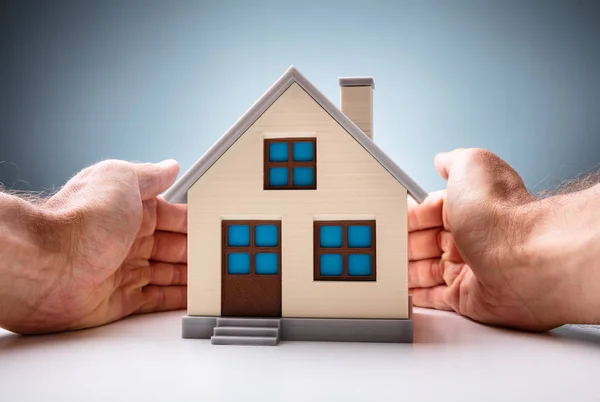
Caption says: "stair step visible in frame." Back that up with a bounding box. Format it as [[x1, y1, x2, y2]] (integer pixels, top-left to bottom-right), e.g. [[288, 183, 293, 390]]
[[211, 335, 279, 346], [214, 326, 279, 337], [216, 317, 280, 328]]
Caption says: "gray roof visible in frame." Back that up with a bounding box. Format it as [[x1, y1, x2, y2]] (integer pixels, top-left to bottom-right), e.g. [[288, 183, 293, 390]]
[[163, 66, 427, 204]]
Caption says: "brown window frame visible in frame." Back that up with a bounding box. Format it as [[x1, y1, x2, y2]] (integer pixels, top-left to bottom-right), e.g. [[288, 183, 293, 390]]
[[264, 138, 317, 190], [222, 220, 282, 277], [313, 220, 376, 281]]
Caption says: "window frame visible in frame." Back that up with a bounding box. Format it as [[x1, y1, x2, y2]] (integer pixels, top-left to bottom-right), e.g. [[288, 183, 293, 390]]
[[313, 220, 377, 281], [222, 220, 282, 277], [264, 138, 317, 190]]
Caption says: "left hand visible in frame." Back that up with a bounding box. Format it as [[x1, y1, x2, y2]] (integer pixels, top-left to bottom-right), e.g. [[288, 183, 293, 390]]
[[3, 159, 187, 334]]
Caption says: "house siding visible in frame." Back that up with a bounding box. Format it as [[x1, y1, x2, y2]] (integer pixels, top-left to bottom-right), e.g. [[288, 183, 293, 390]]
[[187, 83, 409, 319]]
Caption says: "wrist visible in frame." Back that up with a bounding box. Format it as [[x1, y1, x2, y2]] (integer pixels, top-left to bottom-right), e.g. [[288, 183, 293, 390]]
[[526, 184, 600, 326], [0, 193, 68, 332]]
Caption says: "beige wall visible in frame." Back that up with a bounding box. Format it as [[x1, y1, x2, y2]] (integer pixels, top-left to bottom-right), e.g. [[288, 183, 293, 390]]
[[187, 83, 409, 319]]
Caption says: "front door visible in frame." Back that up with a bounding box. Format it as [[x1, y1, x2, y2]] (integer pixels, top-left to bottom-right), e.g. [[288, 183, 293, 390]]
[[221, 220, 282, 317]]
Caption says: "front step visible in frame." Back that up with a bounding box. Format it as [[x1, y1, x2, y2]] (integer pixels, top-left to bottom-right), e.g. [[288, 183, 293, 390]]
[[211, 317, 281, 346], [216, 317, 281, 328], [214, 326, 279, 337], [211, 335, 278, 346]]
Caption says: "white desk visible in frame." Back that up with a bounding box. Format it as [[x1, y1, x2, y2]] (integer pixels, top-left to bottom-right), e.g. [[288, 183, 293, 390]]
[[1, 308, 599, 402]]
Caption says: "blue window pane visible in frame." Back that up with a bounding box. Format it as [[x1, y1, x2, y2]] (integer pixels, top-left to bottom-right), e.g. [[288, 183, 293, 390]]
[[348, 254, 372, 276], [293, 141, 314, 162], [255, 224, 278, 247], [320, 254, 343, 276], [269, 142, 288, 162], [227, 224, 250, 247], [228, 253, 250, 274], [255, 253, 279, 275], [348, 225, 372, 248], [292, 167, 314, 186], [320, 226, 342, 248], [269, 168, 288, 186]]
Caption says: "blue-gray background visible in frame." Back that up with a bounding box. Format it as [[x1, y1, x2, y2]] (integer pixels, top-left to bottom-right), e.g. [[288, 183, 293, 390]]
[[1, 0, 599, 193]]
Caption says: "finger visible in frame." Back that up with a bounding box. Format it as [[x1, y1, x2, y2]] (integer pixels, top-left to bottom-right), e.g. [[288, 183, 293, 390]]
[[156, 196, 187, 233], [408, 227, 442, 261], [410, 286, 452, 311], [443, 262, 466, 288], [134, 160, 180, 200], [136, 285, 187, 314], [151, 231, 187, 263], [408, 190, 445, 231], [119, 265, 151, 291], [443, 266, 474, 313], [138, 198, 158, 237], [439, 230, 463, 261], [408, 258, 445, 288], [120, 262, 187, 289], [149, 262, 187, 286], [433, 149, 465, 180]]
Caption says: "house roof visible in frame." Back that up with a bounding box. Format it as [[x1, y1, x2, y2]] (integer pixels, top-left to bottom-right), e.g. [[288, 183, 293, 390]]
[[163, 66, 428, 204]]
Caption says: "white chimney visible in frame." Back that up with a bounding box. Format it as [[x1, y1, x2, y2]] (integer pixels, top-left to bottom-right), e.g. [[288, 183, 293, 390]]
[[339, 77, 374, 140]]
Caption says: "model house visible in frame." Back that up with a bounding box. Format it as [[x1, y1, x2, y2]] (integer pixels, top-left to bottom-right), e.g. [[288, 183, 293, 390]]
[[164, 66, 427, 345]]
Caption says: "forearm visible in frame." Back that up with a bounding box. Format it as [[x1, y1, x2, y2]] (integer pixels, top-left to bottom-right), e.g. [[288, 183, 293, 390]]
[[0, 192, 62, 331]]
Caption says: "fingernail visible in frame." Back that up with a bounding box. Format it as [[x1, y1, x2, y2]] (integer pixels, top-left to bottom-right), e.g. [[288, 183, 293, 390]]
[[158, 159, 178, 167]]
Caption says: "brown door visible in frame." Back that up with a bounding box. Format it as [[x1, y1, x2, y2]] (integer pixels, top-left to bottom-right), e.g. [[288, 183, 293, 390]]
[[221, 220, 282, 317]]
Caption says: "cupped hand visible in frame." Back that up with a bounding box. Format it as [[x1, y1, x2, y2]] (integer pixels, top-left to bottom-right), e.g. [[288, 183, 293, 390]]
[[408, 148, 581, 331], [11, 159, 187, 334]]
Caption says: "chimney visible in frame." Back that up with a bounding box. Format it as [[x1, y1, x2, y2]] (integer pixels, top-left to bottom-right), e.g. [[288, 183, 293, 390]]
[[339, 77, 374, 140]]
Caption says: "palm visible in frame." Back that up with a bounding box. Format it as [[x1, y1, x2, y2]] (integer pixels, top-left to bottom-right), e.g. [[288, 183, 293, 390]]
[[32, 160, 187, 333], [407, 148, 584, 331], [408, 191, 550, 330], [408, 192, 521, 318]]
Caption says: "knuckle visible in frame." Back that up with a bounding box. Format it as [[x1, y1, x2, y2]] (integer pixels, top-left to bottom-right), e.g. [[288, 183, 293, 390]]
[[97, 159, 127, 170], [141, 265, 152, 286], [407, 232, 419, 260], [140, 199, 158, 235], [94, 160, 135, 181], [171, 265, 179, 285], [461, 148, 531, 203], [137, 235, 154, 260], [407, 206, 420, 232], [144, 287, 161, 309], [408, 262, 418, 286], [180, 287, 187, 308], [462, 148, 495, 166], [430, 258, 441, 282]]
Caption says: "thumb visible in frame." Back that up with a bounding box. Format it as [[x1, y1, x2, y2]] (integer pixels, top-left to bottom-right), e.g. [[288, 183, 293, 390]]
[[433, 148, 466, 180], [134, 159, 180, 200], [434, 148, 532, 205]]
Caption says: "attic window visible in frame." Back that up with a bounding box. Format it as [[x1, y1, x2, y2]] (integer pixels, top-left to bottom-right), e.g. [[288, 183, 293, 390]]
[[264, 138, 317, 190]]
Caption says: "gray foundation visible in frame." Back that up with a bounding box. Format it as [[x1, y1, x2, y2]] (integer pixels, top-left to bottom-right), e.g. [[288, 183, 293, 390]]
[[182, 316, 217, 339], [182, 315, 413, 345], [280, 317, 412, 343]]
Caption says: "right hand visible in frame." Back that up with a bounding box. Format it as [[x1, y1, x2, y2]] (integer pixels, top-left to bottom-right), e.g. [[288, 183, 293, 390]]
[[408, 148, 595, 331]]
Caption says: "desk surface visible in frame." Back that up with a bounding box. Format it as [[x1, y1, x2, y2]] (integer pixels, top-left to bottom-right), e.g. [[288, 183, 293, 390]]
[[1, 308, 599, 402]]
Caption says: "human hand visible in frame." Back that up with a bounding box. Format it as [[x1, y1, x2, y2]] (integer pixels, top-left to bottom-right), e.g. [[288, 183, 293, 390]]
[[408, 148, 600, 331], [0, 159, 187, 334]]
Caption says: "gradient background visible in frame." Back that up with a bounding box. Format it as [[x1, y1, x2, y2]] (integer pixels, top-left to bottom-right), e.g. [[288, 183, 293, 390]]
[[1, 0, 599, 194]]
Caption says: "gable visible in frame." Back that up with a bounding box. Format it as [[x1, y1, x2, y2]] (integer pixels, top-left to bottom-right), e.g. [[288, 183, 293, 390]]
[[188, 82, 407, 200], [163, 66, 427, 204]]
